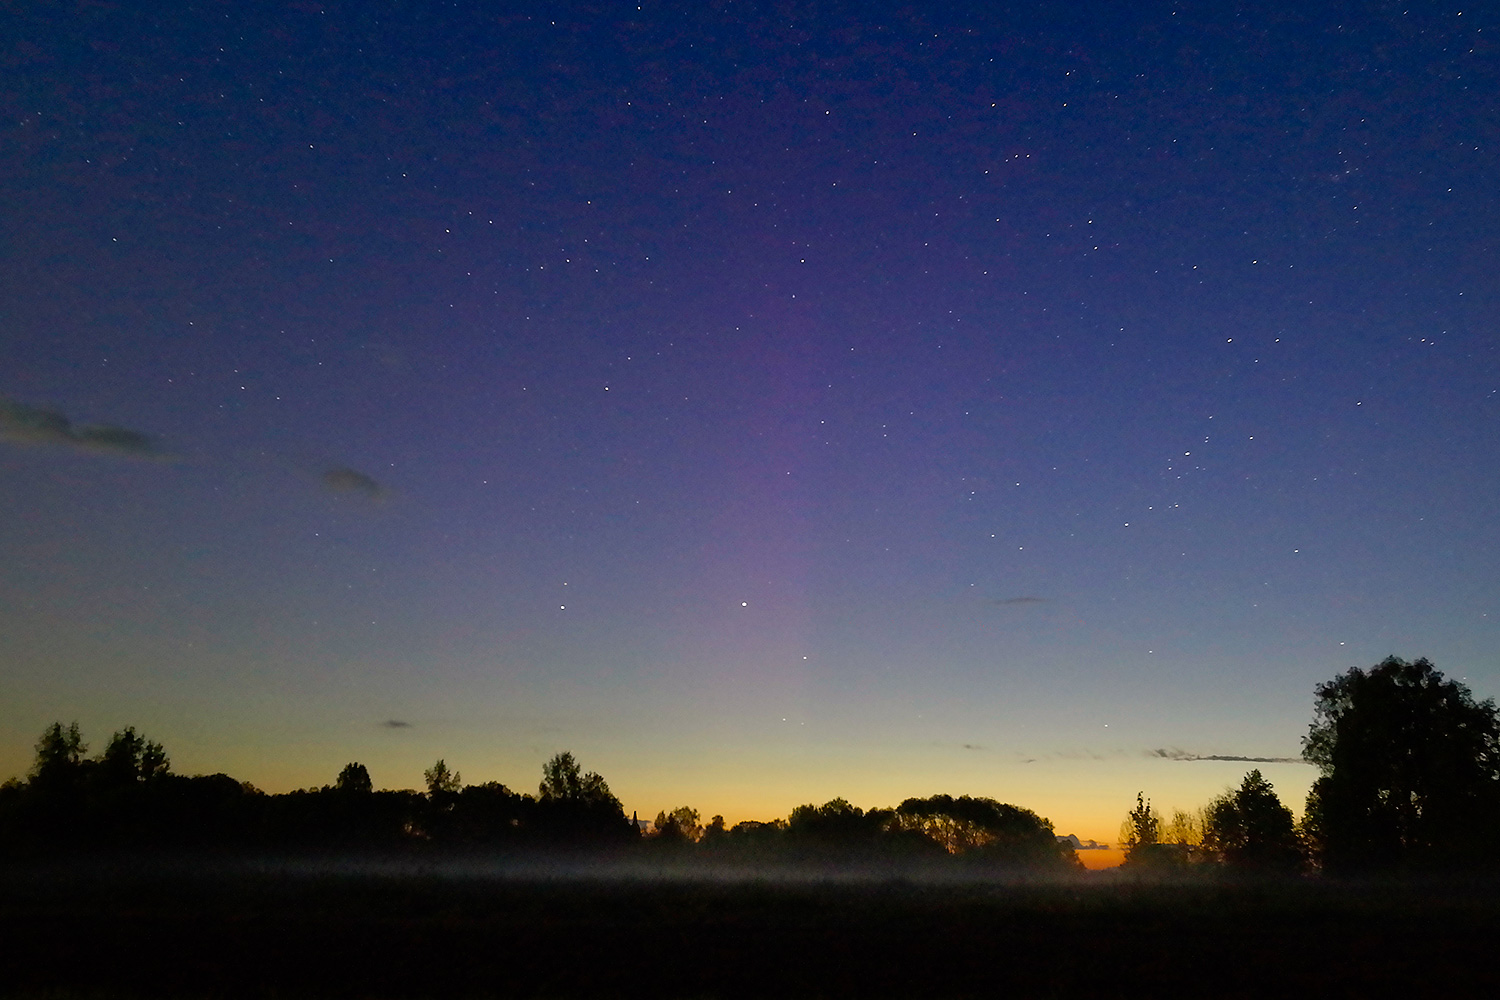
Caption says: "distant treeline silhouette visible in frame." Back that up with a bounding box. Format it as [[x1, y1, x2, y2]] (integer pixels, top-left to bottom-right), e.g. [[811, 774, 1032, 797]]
[[1120, 656, 1500, 874], [0, 731, 1078, 868], [6, 657, 1496, 874]]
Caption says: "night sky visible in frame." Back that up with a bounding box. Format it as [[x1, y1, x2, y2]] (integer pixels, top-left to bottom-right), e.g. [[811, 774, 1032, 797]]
[[3, 2, 1497, 849]]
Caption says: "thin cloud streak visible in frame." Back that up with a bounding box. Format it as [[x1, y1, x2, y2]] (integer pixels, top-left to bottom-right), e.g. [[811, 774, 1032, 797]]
[[0, 398, 165, 458], [1149, 748, 1307, 765], [323, 466, 386, 499]]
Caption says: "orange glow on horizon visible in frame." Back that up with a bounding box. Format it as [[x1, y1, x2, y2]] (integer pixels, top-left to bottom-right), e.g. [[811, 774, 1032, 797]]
[[1077, 846, 1125, 870]]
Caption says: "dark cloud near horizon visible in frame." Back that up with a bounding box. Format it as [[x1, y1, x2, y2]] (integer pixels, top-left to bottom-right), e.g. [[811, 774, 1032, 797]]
[[324, 466, 385, 499], [996, 596, 1050, 606], [1150, 748, 1306, 765], [1, 398, 163, 458], [380, 719, 412, 729], [1057, 833, 1111, 850]]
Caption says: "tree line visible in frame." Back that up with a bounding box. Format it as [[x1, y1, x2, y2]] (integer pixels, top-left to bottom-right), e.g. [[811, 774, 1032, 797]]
[[1120, 656, 1500, 874], [5, 656, 1496, 873], [0, 730, 1077, 869]]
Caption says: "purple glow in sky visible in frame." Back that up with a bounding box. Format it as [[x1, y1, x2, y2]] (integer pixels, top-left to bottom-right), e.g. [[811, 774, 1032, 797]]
[[3, 2, 1496, 842]]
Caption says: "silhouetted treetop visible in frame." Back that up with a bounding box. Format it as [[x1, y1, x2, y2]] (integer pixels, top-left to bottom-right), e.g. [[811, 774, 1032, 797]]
[[335, 762, 373, 795], [30, 722, 86, 790], [538, 751, 619, 809], [1203, 770, 1304, 872], [424, 759, 462, 797], [787, 798, 882, 842], [534, 751, 632, 842], [651, 806, 703, 843], [889, 794, 1072, 866], [1121, 792, 1189, 868], [1303, 656, 1500, 870]]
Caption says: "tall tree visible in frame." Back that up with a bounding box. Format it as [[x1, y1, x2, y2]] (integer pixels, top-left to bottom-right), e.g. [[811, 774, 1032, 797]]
[[1120, 792, 1185, 867], [1120, 792, 1159, 852], [1203, 770, 1303, 872], [1303, 656, 1500, 870], [95, 727, 170, 790], [535, 751, 630, 841], [423, 759, 461, 797], [29, 722, 87, 792], [537, 751, 617, 808]]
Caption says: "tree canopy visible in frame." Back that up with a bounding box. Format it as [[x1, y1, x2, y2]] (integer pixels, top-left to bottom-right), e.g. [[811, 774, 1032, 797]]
[[534, 751, 632, 842], [651, 805, 703, 843], [1120, 792, 1183, 867], [1303, 656, 1500, 870], [890, 794, 1070, 866], [424, 759, 462, 797], [335, 762, 373, 795], [1203, 770, 1303, 872], [538, 751, 616, 807]]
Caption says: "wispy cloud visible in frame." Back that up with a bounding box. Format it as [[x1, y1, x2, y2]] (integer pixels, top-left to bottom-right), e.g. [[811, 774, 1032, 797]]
[[380, 719, 412, 729], [0, 398, 165, 458], [323, 465, 385, 499], [1149, 747, 1306, 764], [996, 596, 1050, 605]]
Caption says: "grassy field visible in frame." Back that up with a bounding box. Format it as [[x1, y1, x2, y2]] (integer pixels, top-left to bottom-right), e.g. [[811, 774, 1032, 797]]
[[2, 855, 1497, 997]]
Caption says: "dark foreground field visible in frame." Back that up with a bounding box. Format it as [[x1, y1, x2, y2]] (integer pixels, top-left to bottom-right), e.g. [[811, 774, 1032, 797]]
[[2, 855, 1498, 998]]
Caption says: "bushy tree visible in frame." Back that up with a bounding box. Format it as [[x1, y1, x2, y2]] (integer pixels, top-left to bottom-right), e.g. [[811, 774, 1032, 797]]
[[726, 818, 785, 848], [890, 794, 1071, 866], [787, 797, 879, 842], [535, 751, 631, 842], [1203, 770, 1303, 872], [29, 722, 87, 791], [538, 751, 615, 806], [701, 814, 728, 846], [1120, 792, 1186, 868], [335, 762, 373, 795], [423, 759, 461, 797], [652, 805, 703, 842], [1303, 656, 1500, 871], [1159, 808, 1206, 849], [1119, 792, 1158, 853], [452, 782, 530, 844]]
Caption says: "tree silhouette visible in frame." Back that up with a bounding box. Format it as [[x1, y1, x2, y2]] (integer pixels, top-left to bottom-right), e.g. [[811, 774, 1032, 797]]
[[12, 722, 93, 848], [701, 814, 728, 846], [1120, 792, 1159, 851], [651, 806, 703, 843], [890, 794, 1071, 866], [535, 751, 631, 842], [787, 798, 879, 843], [1303, 656, 1500, 870], [538, 751, 615, 804], [1120, 792, 1185, 868], [424, 759, 461, 797], [1159, 808, 1206, 850], [335, 762, 373, 795], [95, 727, 169, 791], [1203, 770, 1303, 872], [29, 722, 87, 791], [453, 781, 529, 844]]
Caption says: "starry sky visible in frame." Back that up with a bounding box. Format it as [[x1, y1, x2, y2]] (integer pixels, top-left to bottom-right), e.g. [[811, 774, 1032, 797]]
[[2, 2, 1497, 848]]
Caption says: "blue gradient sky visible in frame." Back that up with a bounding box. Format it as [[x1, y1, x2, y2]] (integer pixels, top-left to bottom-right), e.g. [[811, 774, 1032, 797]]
[[3, 2, 1496, 842]]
